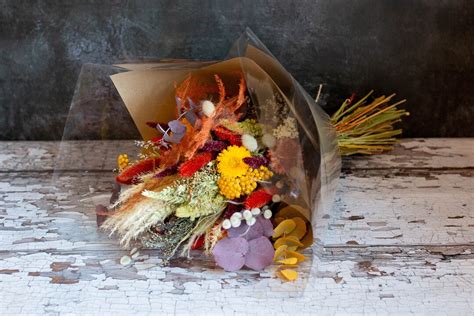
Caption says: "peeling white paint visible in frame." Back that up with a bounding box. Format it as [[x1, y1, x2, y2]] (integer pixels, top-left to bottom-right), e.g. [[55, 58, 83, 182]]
[[0, 139, 472, 314]]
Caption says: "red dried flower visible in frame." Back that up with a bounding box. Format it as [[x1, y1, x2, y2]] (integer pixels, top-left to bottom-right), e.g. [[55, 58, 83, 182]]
[[201, 140, 228, 152], [178, 152, 213, 177], [244, 189, 273, 209], [116, 157, 161, 185], [191, 234, 205, 250], [154, 165, 178, 178], [151, 136, 163, 143], [223, 203, 242, 219], [213, 125, 242, 146], [243, 156, 269, 168]]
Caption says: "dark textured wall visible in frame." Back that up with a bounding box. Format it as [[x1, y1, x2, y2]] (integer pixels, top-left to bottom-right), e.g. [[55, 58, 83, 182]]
[[1, 0, 473, 140]]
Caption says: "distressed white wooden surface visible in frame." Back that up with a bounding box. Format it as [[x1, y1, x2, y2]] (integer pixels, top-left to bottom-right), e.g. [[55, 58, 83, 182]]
[[0, 139, 473, 315]]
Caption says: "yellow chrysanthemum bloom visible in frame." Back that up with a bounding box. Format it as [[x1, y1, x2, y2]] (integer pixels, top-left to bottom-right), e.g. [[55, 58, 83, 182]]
[[217, 145, 251, 178]]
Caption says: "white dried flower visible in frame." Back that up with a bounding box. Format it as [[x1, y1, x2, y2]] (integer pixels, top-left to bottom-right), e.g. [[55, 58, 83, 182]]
[[222, 219, 232, 230], [272, 194, 281, 203], [120, 255, 132, 266], [241, 134, 258, 152], [201, 100, 215, 117], [246, 217, 257, 226], [242, 209, 253, 220], [263, 209, 272, 219], [231, 212, 242, 221], [262, 133, 276, 148], [230, 216, 242, 228], [251, 208, 261, 216]]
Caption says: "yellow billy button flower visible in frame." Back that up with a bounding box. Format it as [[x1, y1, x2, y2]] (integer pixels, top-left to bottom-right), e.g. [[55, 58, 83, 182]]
[[117, 154, 129, 171], [218, 165, 273, 199]]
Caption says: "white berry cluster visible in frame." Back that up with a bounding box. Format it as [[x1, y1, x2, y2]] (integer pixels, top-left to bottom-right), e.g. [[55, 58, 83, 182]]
[[222, 206, 272, 230]]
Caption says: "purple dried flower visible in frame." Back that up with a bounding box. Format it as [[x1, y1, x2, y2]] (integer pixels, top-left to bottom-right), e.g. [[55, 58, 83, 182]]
[[201, 140, 228, 152], [243, 156, 269, 168]]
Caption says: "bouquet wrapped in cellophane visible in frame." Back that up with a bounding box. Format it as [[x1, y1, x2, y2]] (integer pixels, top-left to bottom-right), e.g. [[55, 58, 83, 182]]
[[59, 29, 408, 281]]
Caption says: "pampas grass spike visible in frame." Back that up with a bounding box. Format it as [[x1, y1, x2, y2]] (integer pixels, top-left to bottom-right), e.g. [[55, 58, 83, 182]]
[[102, 199, 172, 247], [102, 174, 179, 248]]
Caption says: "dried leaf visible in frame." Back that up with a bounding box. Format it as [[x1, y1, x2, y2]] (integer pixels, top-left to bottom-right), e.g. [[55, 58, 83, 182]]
[[279, 269, 298, 281], [272, 219, 296, 238], [273, 245, 288, 261], [212, 237, 249, 272], [274, 236, 304, 249], [277, 257, 298, 265], [287, 217, 307, 240], [285, 250, 305, 263], [244, 237, 274, 271]]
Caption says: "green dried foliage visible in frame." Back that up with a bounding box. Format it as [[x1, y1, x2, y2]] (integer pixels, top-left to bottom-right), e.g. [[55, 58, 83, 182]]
[[142, 162, 225, 220]]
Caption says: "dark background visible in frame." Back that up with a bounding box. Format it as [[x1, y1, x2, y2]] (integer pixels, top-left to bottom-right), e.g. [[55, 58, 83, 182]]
[[1, 0, 473, 140]]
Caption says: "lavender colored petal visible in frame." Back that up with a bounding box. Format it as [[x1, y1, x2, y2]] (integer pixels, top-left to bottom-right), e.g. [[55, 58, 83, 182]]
[[175, 96, 182, 107], [188, 97, 197, 109], [257, 216, 274, 237], [163, 132, 184, 143], [168, 120, 186, 134], [227, 224, 249, 238], [175, 96, 182, 114], [212, 237, 249, 272], [184, 111, 197, 126], [227, 221, 264, 241], [244, 236, 275, 271]]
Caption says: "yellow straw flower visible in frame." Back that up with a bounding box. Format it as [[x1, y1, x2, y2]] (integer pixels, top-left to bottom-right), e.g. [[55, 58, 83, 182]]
[[217, 145, 250, 178], [117, 154, 129, 171]]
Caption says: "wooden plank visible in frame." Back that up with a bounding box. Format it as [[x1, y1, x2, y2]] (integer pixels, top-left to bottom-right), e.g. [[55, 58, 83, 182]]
[[320, 168, 474, 246], [0, 169, 471, 251], [0, 248, 472, 314], [344, 138, 474, 169], [1, 138, 473, 172], [0, 139, 473, 314]]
